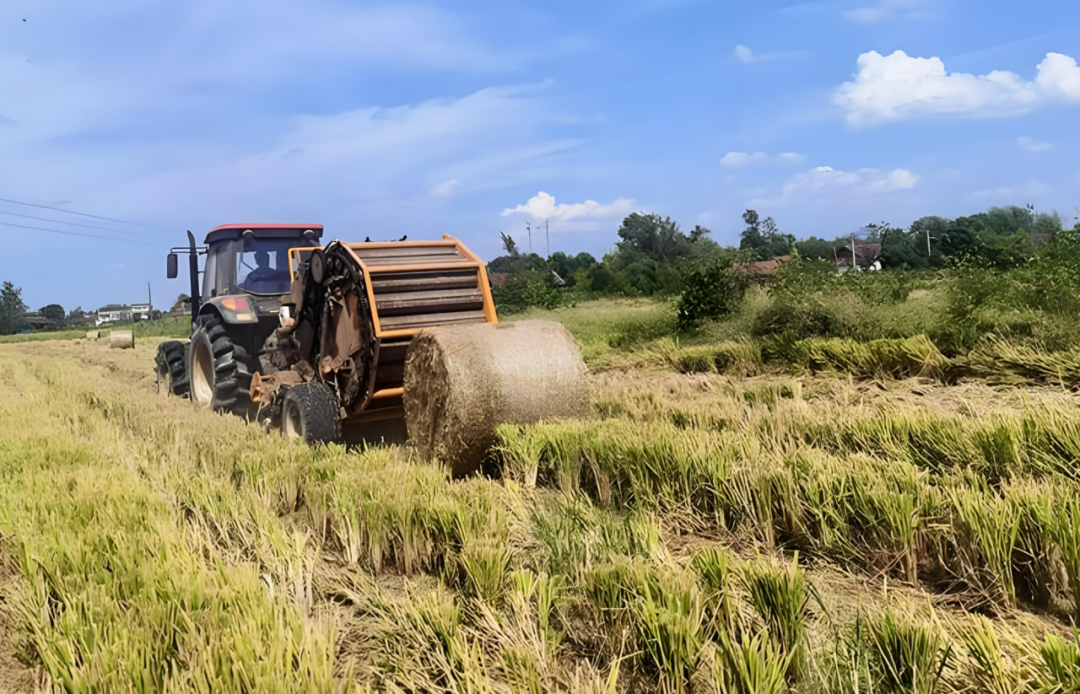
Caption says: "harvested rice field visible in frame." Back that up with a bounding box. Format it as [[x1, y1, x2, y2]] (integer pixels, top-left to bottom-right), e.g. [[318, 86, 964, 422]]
[[3, 320, 1080, 693]]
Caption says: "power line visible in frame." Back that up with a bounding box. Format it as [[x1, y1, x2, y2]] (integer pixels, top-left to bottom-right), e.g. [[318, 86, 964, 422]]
[[0, 209, 146, 237], [0, 196, 158, 229], [0, 220, 159, 247]]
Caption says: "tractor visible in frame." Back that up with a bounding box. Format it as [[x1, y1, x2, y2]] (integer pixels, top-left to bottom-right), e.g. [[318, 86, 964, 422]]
[[155, 224, 588, 474]]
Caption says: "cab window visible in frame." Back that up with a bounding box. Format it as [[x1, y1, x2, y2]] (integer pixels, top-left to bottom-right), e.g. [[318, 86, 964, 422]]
[[236, 239, 293, 294]]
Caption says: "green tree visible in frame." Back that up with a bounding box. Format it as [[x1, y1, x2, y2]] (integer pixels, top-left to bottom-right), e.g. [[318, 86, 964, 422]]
[[739, 210, 795, 260], [689, 225, 711, 243], [793, 236, 837, 261], [499, 231, 520, 257], [941, 215, 985, 259], [488, 233, 528, 274], [547, 251, 596, 285], [616, 213, 693, 261], [40, 304, 65, 321], [0, 281, 28, 335], [909, 216, 950, 263], [880, 226, 929, 269]]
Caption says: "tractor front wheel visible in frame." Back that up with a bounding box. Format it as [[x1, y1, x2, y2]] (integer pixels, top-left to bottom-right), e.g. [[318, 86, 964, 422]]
[[281, 383, 340, 445]]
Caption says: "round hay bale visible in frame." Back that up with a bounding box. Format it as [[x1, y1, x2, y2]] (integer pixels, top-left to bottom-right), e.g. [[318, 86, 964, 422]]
[[109, 330, 135, 349], [404, 320, 589, 476], [85, 330, 101, 340]]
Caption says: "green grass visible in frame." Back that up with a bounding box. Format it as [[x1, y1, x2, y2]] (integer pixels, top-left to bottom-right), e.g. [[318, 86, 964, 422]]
[[0, 316, 191, 344], [513, 298, 679, 368], [522, 298, 1080, 397]]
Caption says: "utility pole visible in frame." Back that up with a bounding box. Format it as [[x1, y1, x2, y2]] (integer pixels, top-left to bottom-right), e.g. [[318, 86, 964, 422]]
[[851, 233, 857, 273], [833, 246, 840, 274], [147, 282, 153, 326], [526, 222, 532, 253], [926, 227, 932, 257], [544, 219, 550, 258]]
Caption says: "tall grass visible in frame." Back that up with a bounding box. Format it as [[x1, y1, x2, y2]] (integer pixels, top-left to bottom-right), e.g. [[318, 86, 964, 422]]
[[867, 611, 951, 694]]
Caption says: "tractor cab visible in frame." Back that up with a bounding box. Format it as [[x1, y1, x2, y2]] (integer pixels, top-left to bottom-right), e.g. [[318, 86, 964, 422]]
[[198, 224, 321, 299], [162, 224, 323, 410], [168, 224, 322, 319]]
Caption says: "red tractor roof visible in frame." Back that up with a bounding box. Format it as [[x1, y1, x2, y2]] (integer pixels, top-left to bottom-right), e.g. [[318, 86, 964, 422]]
[[204, 224, 324, 244]]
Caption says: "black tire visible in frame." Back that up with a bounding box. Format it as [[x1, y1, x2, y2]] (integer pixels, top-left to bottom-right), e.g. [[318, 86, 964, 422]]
[[281, 382, 341, 445], [155, 340, 189, 397], [188, 317, 243, 411]]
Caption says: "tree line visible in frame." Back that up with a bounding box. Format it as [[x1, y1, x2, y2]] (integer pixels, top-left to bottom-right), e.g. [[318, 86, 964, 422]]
[[487, 204, 1069, 312]]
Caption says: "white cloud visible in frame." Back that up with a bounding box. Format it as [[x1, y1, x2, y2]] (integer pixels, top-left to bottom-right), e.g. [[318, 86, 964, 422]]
[[786, 166, 919, 195], [732, 44, 806, 64], [501, 191, 636, 223], [844, 7, 891, 22], [734, 45, 755, 64], [28, 82, 583, 232], [968, 180, 1049, 200], [843, 0, 925, 23], [429, 179, 464, 198], [834, 51, 1080, 126], [752, 165, 919, 206], [1017, 136, 1052, 153], [720, 151, 806, 167]]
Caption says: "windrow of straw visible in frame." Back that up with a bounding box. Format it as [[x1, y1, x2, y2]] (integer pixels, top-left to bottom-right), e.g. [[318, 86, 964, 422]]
[[495, 414, 1080, 614], [961, 338, 1080, 389], [621, 332, 1080, 393]]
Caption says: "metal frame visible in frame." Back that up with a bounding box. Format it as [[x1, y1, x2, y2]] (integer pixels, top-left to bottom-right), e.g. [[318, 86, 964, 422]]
[[280, 235, 498, 424], [336, 235, 498, 423], [169, 231, 208, 322], [340, 235, 498, 340]]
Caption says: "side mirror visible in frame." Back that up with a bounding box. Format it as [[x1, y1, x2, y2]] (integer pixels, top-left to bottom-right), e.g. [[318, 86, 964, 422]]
[[167, 253, 178, 279]]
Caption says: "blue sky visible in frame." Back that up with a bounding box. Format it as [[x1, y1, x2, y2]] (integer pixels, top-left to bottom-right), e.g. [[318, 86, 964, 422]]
[[3, 0, 1080, 310]]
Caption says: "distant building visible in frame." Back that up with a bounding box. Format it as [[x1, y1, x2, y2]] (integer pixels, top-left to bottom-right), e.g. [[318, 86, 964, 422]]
[[736, 255, 792, 282], [169, 297, 192, 318], [21, 311, 54, 331], [835, 243, 882, 272], [96, 303, 152, 326]]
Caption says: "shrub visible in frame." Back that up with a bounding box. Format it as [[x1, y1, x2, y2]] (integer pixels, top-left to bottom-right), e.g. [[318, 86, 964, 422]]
[[750, 290, 861, 340], [493, 271, 563, 313], [676, 257, 747, 330]]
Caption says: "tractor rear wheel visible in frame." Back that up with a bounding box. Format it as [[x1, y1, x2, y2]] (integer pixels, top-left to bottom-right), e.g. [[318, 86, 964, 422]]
[[281, 383, 340, 445], [155, 340, 189, 398], [189, 317, 244, 411]]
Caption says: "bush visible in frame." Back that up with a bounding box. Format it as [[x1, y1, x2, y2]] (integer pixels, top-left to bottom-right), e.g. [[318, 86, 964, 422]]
[[675, 256, 746, 330], [492, 272, 563, 313]]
